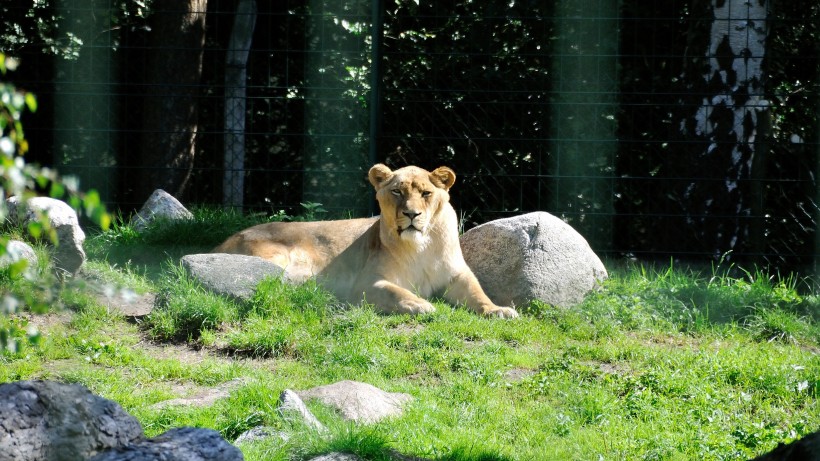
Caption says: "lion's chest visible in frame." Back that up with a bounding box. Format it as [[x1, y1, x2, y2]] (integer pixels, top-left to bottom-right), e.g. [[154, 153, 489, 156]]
[[382, 245, 463, 297]]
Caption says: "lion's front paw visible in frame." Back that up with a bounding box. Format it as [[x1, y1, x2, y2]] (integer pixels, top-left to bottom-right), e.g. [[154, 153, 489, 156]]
[[484, 306, 519, 319], [398, 299, 436, 315]]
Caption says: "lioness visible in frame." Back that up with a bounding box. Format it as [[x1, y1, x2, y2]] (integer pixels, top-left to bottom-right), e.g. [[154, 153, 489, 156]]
[[213, 164, 518, 318]]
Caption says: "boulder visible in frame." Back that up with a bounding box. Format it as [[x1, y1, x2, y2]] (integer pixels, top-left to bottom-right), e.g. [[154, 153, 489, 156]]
[[87, 427, 244, 461], [0, 380, 144, 461], [6, 196, 86, 276], [131, 189, 193, 232], [460, 211, 607, 308], [298, 380, 412, 424], [181, 253, 285, 302], [0, 380, 243, 461]]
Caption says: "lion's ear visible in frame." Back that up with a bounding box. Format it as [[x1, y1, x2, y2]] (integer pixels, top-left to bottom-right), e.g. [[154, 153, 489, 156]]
[[368, 164, 393, 189], [430, 166, 456, 190]]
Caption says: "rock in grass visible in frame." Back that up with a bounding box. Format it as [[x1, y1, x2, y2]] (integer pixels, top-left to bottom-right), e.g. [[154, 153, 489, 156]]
[[6, 196, 86, 276], [87, 427, 244, 461], [297, 380, 412, 424], [0, 380, 243, 461], [131, 189, 193, 232], [181, 253, 284, 302], [460, 211, 608, 308], [0, 380, 143, 461], [278, 389, 327, 432], [0, 240, 37, 271]]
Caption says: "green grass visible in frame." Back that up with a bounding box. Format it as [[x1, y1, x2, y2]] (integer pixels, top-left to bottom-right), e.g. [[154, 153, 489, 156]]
[[1, 216, 819, 460]]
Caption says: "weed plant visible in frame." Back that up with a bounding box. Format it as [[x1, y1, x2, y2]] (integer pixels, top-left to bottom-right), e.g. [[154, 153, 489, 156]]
[[0, 215, 818, 460]]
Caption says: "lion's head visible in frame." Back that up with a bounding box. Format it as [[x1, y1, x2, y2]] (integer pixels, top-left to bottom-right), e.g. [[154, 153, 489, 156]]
[[368, 164, 456, 248]]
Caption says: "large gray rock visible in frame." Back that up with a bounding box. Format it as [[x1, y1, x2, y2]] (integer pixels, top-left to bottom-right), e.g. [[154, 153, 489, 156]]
[[87, 427, 244, 461], [132, 189, 193, 232], [0, 380, 243, 461], [298, 380, 412, 424], [460, 211, 607, 308], [0, 380, 144, 461], [6, 196, 86, 276], [181, 253, 285, 302]]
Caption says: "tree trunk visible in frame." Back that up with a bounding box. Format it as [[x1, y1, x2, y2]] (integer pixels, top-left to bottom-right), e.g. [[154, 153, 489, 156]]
[[136, 0, 207, 203], [223, 0, 257, 209], [680, 0, 769, 258]]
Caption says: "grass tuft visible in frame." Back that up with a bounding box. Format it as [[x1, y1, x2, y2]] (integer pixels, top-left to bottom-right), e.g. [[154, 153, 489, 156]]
[[147, 263, 239, 341]]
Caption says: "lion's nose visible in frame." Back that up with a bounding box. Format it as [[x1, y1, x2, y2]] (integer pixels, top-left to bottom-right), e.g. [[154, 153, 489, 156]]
[[403, 211, 421, 221]]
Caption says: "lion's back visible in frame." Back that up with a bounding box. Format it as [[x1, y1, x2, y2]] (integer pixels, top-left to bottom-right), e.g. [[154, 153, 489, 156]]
[[213, 216, 379, 265]]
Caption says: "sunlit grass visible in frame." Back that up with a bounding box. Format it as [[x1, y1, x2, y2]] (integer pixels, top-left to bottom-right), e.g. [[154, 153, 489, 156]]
[[1, 219, 818, 460]]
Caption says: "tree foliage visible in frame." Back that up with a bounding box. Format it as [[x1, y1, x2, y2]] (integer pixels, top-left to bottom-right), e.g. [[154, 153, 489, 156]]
[[0, 1, 153, 60], [3, 1, 820, 270], [0, 53, 110, 353]]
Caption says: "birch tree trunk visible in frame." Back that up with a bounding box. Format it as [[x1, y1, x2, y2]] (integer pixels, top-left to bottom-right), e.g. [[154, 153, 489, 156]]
[[680, 0, 769, 258], [223, 0, 257, 209]]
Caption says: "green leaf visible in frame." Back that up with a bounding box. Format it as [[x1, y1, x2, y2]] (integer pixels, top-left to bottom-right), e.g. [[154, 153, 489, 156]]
[[6, 259, 29, 279], [25, 93, 37, 113], [27, 221, 43, 240], [49, 181, 65, 198]]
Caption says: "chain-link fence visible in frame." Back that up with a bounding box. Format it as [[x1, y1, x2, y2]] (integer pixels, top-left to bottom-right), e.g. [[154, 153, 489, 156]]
[[5, 0, 820, 273]]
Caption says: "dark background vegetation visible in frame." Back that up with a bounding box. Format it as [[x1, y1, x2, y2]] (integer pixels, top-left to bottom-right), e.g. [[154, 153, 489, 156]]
[[2, 0, 819, 273]]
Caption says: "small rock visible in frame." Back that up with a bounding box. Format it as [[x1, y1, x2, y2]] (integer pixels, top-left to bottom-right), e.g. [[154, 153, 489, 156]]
[[0, 240, 38, 271], [181, 253, 285, 302], [278, 389, 327, 432], [131, 189, 193, 232], [298, 380, 412, 424]]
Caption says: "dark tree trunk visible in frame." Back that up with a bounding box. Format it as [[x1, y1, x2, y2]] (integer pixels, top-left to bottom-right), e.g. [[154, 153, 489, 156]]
[[136, 0, 207, 203]]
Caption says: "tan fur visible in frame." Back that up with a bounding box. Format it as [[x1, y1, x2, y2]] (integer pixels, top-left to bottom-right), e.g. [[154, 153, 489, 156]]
[[213, 164, 518, 318]]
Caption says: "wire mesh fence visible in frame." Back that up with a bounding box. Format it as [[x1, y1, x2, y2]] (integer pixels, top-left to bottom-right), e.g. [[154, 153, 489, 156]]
[[4, 0, 820, 273]]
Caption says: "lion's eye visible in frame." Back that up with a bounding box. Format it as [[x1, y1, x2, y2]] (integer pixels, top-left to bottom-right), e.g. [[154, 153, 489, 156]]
[[391, 189, 401, 197], [421, 191, 432, 198]]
